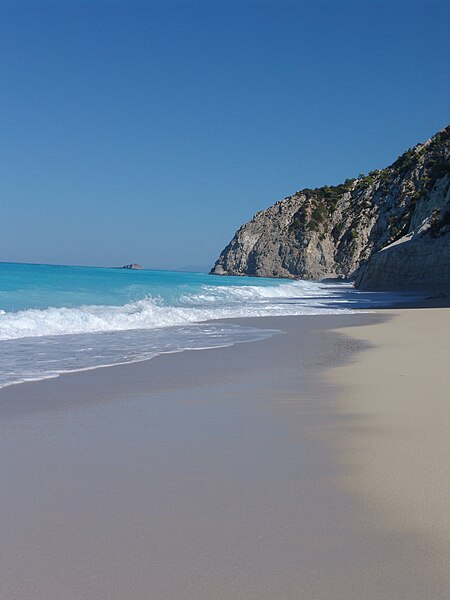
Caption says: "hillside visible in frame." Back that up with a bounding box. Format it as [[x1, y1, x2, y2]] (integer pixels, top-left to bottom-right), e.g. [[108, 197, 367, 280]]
[[211, 126, 450, 290]]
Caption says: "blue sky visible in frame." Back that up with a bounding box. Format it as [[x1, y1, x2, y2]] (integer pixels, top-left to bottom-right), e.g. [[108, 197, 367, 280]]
[[1, 0, 448, 269]]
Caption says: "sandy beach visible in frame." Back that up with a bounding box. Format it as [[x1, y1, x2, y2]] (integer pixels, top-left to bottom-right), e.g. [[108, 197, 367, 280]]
[[0, 309, 448, 599], [327, 309, 450, 559]]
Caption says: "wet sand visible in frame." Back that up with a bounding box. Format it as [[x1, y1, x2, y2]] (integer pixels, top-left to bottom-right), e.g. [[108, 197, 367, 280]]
[[0, 311, 448, 599]]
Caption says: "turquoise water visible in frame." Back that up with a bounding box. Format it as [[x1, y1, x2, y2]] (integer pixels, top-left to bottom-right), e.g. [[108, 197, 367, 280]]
[[0, 262, 404, 388], [0, 262, 340, 313]]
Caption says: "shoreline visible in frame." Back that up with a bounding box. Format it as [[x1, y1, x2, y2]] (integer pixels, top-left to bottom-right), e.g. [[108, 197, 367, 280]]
[[0, 313, 372, 416], [0, 309, 448, 598]]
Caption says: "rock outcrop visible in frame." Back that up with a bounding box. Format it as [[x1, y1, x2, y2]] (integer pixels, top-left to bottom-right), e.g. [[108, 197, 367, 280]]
[[211, 126, 450, 290], [355, 208, 450, 290]]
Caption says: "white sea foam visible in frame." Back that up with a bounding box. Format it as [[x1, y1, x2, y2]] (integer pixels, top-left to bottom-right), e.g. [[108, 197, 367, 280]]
[[0, 281, 351, 341], [179, 280, 331, 303], [0, 323, 277, 389], [0, 268, 418, 389]]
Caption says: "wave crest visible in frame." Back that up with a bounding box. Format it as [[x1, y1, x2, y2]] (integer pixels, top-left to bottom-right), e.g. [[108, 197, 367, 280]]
[[0, 280, 349, 341]]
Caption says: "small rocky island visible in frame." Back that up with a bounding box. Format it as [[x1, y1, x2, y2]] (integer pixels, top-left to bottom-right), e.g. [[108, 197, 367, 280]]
[[121, 263, 143, 270], [211, 126, 450, 291]]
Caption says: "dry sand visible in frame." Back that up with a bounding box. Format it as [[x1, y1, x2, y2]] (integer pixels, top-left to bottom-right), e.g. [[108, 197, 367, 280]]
[[327, 308, 450, 558], [0, 310, 448, 599]]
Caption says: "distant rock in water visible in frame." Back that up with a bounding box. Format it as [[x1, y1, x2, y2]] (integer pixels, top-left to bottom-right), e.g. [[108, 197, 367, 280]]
[[210, 125, 450, 291], [121, 263, 143, 270]]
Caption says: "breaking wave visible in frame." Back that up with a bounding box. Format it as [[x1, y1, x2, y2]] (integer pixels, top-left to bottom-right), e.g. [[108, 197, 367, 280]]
[[0, 280, 349, 341], [0, 264, 419, 389]]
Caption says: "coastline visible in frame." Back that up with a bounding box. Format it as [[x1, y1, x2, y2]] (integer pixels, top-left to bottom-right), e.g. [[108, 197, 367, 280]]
[[0, 309, 448, 598]]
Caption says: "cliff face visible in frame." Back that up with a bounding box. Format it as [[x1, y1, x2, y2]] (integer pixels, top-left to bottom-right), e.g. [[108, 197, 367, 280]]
[[354, 207, 450, 290], [211, 126, 450, 290]]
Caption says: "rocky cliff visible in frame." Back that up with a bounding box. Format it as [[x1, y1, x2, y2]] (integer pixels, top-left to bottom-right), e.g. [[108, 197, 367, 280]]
[[354, 208, 450, 290], [211, 126, 450, 290]]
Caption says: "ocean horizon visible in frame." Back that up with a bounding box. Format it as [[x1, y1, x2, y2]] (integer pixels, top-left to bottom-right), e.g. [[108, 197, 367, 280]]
[[0, 261, 412, 389]]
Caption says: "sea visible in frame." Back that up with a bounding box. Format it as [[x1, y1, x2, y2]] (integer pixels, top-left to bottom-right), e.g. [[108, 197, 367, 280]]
[[0, 262, 413, 389]]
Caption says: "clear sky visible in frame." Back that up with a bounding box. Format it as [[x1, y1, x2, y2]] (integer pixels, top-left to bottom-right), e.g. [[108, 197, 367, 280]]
[[1, 0, 448, 269]]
